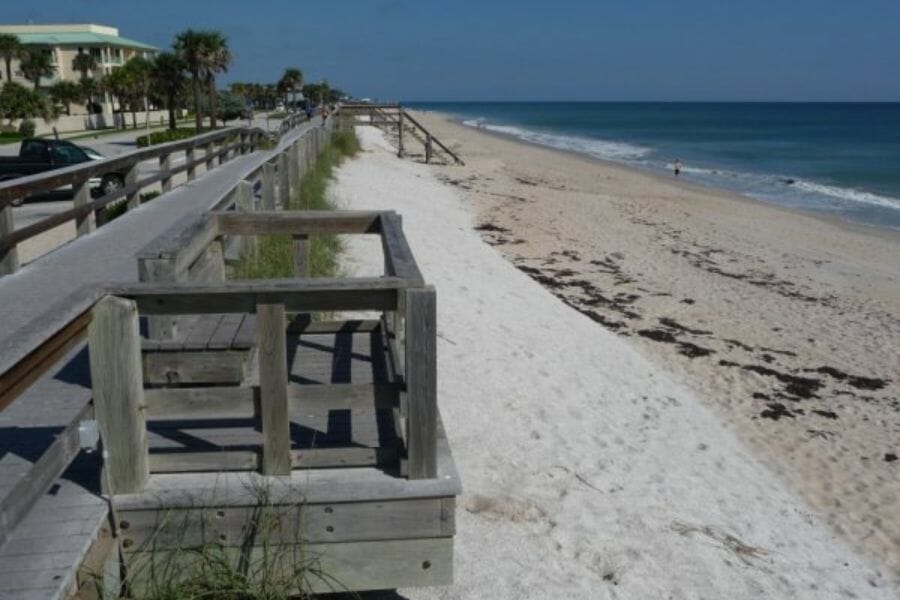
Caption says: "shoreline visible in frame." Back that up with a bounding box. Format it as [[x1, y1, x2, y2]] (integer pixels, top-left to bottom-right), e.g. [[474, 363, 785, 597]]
[[431, 110, 900, 242], [396, 110, 900, 576]]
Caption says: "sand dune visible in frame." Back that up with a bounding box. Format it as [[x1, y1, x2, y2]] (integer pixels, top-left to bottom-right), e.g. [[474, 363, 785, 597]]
[[330, 126, 898, 598]]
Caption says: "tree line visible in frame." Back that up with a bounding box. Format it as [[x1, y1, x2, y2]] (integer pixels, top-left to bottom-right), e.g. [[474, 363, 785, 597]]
[[0, 29, 346, 132]]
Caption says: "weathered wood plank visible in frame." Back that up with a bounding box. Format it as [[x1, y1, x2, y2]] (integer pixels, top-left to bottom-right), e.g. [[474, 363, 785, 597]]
[[144, 386, 255, 419], [119, 498, 448, 550], [292, 234, 309, 278], [89, 295, 149, 494], [149, 450, 258, 473], [181, 314, 224, 350], [286, 318, 380, 335], [142, 382, 398, 420], [125, 537, 453, 595], [137, 257, 180, 340], [405, 287, 437, 479], [72, 178, 94, 237], [0, 403, 93, 548], [186, 241, 226, 283], [142, 350, 248, 385], [207, 313, 245, 350], [278, 151, 290, 207], [261, 161, 276, 210], [0, 202, 19, 275], [215, 210, 383, 235], [257, 302, 291, 475], [146, 446, 398, 474], [0, 309, 91, 412], [113, 277, 404, 315], [380, 212, 424, 285], [232, 314, 257, 349]]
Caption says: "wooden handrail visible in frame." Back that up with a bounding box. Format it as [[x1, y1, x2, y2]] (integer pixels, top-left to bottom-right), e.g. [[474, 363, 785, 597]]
[[0, 114, 317, 276]]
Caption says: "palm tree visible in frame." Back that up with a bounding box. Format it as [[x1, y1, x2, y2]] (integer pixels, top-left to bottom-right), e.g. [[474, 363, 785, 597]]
[[49, 80, 83, 115], [72, 52, 97, 112], [173, 29, 231, 130], [19, 49, 55, 90], [72, 52, 96, 80], [201, 32, 231, 129], [151, 52, 186, 130], [173, 29, 206, 131], [277, 67, 303, 110], [0, 33, 21, 82]]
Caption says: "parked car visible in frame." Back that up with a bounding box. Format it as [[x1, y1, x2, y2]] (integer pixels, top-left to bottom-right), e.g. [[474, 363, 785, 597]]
[[0, 138, 126, 206]]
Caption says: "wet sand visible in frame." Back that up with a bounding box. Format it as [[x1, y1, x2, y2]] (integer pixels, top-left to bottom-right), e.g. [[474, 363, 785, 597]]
[[398, 111, 900, 576]]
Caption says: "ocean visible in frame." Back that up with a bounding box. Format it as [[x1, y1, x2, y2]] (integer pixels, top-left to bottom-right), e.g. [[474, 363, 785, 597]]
[[407, 102, 900, 231]]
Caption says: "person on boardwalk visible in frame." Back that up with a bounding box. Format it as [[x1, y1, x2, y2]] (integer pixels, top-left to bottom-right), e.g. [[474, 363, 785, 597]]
[[674, 159, 682, 176]]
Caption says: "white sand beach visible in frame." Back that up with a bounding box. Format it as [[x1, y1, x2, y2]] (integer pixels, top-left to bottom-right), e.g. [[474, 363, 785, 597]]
[[330, 126, 898, 598]]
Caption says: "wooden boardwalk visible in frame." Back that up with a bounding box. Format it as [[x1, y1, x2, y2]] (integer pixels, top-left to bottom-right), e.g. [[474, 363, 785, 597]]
[[0, 118, 323, 598], [0, 109, 460, 598]]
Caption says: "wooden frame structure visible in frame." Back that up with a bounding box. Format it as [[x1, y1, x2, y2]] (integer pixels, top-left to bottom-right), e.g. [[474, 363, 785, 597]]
[[0, 105, 459, 596], [340, 103, 465, 165]]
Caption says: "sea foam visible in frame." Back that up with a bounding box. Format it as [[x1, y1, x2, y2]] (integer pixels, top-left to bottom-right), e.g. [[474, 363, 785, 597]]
[[462, 118, 650, 161]]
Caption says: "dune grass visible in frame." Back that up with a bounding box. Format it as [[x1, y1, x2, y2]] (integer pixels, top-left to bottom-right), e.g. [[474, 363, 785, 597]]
[[233, 129, 360, 280], [112, 486, 352, 599]]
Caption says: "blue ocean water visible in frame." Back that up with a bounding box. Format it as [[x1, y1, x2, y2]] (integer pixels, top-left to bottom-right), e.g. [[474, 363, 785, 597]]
[[408, 102, 900, 231]]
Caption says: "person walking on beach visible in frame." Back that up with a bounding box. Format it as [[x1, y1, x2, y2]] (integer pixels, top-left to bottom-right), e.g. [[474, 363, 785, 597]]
[[674, 159, 682, 177]]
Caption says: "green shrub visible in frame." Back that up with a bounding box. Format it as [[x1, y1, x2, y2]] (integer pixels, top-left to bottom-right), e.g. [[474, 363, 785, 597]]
[[330, 130, 360, 158], [102, 190, 163, 222], [136, 127, 207, 148], [18, 119, 36, 138], [233, 129, 361, 281]]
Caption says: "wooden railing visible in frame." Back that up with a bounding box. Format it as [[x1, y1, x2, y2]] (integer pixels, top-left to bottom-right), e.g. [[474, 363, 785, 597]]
[[0, 113, 309, 277], [0, 109, 333, 545], [0, 106, 440, 546], [340, 103, 465, 165]]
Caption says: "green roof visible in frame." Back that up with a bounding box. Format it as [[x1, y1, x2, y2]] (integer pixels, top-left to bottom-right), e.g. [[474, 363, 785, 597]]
[[15, 32, 158, 51]]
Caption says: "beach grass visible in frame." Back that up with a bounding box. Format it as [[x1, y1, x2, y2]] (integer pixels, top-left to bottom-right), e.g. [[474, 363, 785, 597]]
[[233, 129, 360, 280], [109, 485, 350, 599]]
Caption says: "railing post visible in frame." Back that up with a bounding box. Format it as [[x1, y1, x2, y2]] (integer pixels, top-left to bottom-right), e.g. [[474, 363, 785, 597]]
[[426, 133, 433, 164], [159, 153, 172, 193], [236, 180, 258, 258], [405, 286, 437, 479], [289, 141, 300, 195], [257, 301, 291, 475], [296, 134, 307, 179], [205, 142, 215, 170], [138, 257, 179, 340], [262, 162, 276, 210], [186, 146, 196, 181], [89, 295, 149, 494], [278, 151, 290, 208], [292, 235, 309, 277], [240, 131, 248, 155], [398, 110, 405, 158], [218, 139, 227, 165], [124, 164, 140, 211], [73, 177, 94, 237], [0, 203, 19, 276]]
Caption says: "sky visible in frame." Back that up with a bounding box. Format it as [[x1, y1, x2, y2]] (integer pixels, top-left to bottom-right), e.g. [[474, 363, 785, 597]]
[[5, 0, 900, 102]]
